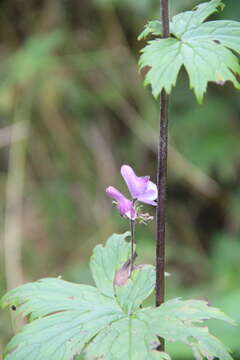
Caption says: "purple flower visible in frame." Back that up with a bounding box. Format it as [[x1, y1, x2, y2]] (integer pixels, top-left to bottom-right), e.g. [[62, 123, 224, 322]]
[[106, 165, 157, 220], [121, 165, 157, 206], [106, 186, 137, 220]]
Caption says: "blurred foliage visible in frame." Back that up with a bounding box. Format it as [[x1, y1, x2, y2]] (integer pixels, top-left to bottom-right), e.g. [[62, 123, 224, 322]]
[[0, 0, 239, 357]]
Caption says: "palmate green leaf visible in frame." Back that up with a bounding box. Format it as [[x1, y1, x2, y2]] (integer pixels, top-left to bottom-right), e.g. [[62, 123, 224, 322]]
[[1, 233, 235, 360], [139, 0, 240, 102]]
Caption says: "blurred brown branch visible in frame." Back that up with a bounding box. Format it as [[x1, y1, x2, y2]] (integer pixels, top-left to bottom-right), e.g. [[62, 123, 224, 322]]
[[4, 111, 31, 292], [0, 123, 27, 148]]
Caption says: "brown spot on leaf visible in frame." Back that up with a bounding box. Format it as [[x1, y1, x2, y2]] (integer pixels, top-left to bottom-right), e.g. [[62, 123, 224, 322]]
[[216, 80, 225, 85], [151, 339, 162, 351], [114, 260, 131, 286], [213, 39, 221, 44], [114, 252, 138, 287], [11, 305, 17, 311], [215, 72, 226, 86]]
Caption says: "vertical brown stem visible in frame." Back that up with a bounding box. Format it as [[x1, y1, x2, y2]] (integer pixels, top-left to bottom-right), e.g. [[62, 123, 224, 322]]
[[155, 0, 170, 352], [4, 121, 28, 292], [156, 0, 170, 308], [161, 0, 170, 36]]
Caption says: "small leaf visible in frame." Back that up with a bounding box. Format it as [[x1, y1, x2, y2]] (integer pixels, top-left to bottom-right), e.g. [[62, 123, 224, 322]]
[[138, 20, 162, 40], [139, 0, 240, 102]]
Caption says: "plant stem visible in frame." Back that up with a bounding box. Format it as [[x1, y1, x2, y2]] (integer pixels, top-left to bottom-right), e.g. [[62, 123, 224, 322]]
[[130, 219, 135, 272], [155, 1, 170, 352], [161, 0, 170, 36], [156, 0, 170, 309]]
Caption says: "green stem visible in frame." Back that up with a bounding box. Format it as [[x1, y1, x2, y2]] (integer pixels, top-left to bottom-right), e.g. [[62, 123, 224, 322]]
[[130, 219, 135, 273]]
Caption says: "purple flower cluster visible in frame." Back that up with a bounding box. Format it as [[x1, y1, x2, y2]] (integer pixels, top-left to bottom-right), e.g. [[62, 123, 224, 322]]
[[106, 165, 157, 220]]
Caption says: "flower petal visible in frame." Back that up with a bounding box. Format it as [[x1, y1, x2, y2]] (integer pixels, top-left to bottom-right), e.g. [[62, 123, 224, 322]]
[[106, 186, 137, 220], [137, 181, 158, 205], [106, 186, 125, 202], [121, 165, 149, 199]]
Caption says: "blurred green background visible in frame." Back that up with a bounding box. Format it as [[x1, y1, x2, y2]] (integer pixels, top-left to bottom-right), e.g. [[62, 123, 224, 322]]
[[0, 0, 239, 358]]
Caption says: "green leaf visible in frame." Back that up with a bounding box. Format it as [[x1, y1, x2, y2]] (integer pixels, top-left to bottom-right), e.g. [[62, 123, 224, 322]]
[[139, 0, 240, 102], [85, 317, 170, 360], [1, 233, 235, 360], [1, 277, 117, 321], [184, 20, 240, 53], [4, 307, 124, 360], [138, 21, 162, 40], [152, 298, 236, 325], [171, 0, 225, 37], [115, 264, 155, 314], [90, 231, 131, 297], [139, 38, 183, 97], [138, 298, 235, 360]]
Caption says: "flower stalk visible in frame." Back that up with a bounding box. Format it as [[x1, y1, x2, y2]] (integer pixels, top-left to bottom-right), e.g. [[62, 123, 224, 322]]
[[130, 218, 135, 272]]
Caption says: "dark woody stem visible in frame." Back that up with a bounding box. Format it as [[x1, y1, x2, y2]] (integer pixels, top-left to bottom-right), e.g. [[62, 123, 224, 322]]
[[155, 0, 170, 351], [155, 0, 170, 317], [156, 90, 169, 310]]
